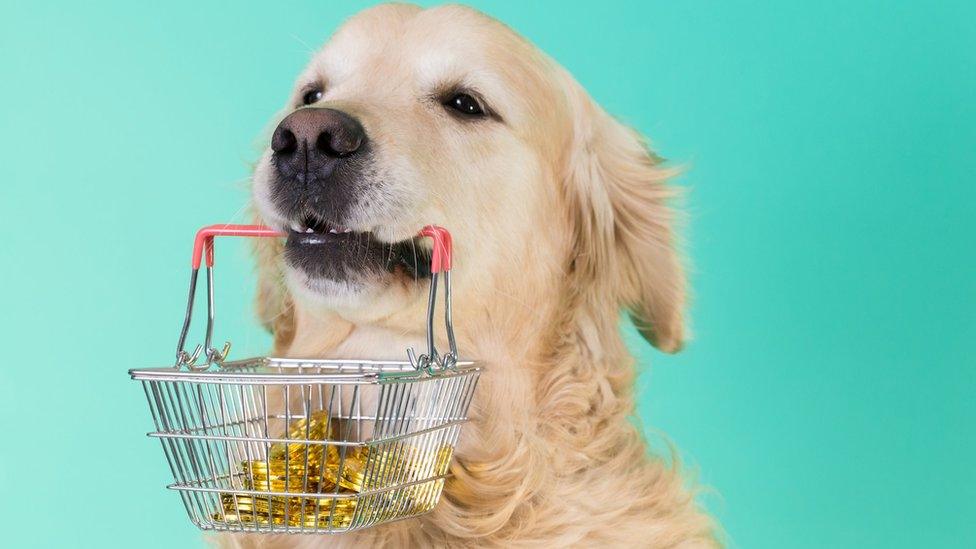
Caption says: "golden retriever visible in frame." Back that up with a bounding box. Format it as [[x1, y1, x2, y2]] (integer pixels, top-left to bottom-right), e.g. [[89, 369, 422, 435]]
[[239, 3, 717, 547]]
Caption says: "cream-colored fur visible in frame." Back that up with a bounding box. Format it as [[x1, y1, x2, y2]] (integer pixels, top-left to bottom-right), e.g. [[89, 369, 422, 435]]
[[231, 3, 718, 547]]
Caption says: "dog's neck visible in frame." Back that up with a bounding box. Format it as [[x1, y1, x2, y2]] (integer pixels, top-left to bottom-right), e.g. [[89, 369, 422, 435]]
[[280, 307, 424, 361], [282, 293, 633, 486], [257, 294, 713, 546]]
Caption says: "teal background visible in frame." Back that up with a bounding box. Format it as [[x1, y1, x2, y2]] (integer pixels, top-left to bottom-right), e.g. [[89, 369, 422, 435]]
[[1, 1, 973, 547]]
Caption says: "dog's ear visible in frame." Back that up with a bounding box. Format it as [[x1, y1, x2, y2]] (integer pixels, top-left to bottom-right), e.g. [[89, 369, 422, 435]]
[[561, 74, 686, 353], [252, 216, 296, 351]]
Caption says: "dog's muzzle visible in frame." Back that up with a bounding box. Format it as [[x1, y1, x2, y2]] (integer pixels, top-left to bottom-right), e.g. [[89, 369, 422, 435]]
[[271, 107, 367, 184], [267, 107, 374, 233]]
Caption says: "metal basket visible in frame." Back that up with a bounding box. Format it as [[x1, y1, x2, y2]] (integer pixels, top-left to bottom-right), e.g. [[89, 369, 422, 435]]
[[130, 224, 480, 534]]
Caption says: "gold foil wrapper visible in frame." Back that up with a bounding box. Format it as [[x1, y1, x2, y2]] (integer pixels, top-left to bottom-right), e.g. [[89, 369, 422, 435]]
[[218, 494, 358, 529], [213, 412, 454, 529]]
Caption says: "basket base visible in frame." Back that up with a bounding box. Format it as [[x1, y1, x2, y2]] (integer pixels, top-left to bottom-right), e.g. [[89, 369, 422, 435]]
[[185, 478, 446, 534]]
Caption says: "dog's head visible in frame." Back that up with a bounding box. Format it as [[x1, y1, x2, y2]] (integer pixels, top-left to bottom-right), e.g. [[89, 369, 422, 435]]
[[253, 4, 685, 355]]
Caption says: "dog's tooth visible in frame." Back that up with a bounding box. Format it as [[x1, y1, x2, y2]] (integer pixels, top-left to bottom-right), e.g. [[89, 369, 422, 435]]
[[305, 228, 314, 234], [343, 228, 352, 233], [329, 228, 339, 234]]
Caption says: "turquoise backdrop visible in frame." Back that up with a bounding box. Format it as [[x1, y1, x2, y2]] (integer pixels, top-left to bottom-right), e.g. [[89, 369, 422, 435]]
[[1, 1, 973, 547]]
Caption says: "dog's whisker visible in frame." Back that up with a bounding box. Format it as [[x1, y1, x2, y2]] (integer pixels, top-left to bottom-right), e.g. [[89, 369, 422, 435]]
[[225, 202, 250, 225], [289, 33, 317, 55]]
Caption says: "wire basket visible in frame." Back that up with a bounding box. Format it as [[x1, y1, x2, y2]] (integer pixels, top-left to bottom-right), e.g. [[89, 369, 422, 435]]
[[130, 224, 480, 534]]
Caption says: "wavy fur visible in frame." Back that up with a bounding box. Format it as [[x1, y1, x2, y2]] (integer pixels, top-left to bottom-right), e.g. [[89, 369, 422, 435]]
[[226, 4, 718, 547]]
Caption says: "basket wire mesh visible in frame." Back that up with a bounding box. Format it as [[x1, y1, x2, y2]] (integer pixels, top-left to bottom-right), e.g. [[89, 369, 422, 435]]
[[130, 225, 480, 534]]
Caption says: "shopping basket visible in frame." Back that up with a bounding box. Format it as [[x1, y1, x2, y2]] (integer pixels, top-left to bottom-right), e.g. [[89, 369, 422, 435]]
[[129, 224, 481, 534]]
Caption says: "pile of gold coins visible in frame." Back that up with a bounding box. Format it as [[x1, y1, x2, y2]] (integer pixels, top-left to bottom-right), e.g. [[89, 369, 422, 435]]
[[214, 411, 453, 530]]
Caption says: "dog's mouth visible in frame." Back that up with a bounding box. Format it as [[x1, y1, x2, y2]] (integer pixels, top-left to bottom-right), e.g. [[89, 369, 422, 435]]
[[283, 212, 432, 284], [289, 213, 355, 237]]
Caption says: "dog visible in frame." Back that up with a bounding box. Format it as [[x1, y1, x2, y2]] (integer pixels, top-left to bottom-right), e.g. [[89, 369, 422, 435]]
[[240, 3, 717, 547]]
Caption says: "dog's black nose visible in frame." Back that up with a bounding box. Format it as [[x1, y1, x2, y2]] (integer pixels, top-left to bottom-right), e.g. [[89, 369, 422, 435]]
[[271, 108, 366, 180]]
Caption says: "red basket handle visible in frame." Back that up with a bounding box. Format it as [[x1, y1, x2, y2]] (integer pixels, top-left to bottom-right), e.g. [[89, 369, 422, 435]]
[[191, 224, 286, 270], [410, 226, 457, 372], [417, 225, 452, 273], [189, 224, 453, 272], [175, 223, 455, 370]]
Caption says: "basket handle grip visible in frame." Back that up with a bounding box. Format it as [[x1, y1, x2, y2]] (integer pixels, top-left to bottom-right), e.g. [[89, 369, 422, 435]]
[[409, 226, 458, 373], [417, 225, 452, 273], [188, 224, 451, 270], [177, 224, 286, 369], [175, 223, 456, 371], [191, 224, 286, 269]]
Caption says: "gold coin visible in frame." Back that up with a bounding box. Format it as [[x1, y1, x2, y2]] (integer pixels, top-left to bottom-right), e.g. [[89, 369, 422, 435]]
[[216, 491, 358, 529], [269, 412, 337, 461], [325, 448, 368, 492], [243, 460, 330, 479], [217, 508, 354, 527], [217, 511, 353, 529], [221, 414, 456, 526], [220, 493, 356, 510]]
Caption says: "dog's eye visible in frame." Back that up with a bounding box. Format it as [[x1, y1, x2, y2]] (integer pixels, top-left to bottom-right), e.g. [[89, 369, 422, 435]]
[[301, 88, 323, 106], [444, 93, 485, 117]]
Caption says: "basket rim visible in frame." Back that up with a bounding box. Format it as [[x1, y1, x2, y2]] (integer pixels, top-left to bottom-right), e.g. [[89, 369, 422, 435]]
[[129, 356, 480, 384]]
